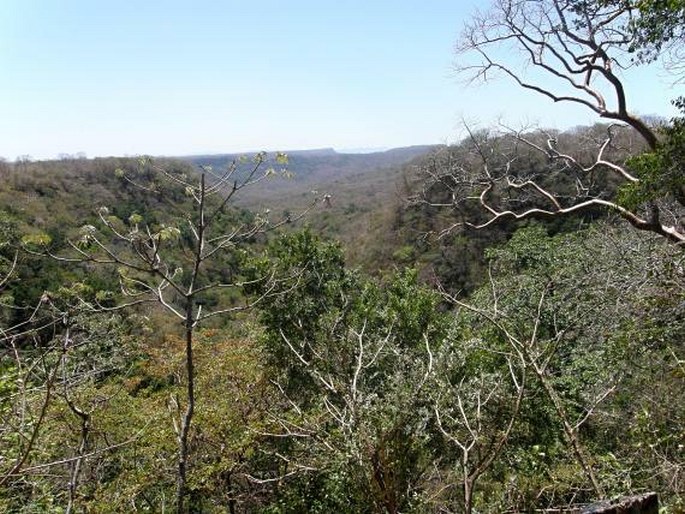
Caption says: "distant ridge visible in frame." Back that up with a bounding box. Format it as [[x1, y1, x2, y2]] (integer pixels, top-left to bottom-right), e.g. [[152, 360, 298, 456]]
[[288, 148, 337, 157], [178, 144, 441, 211], [180, 145, 439, 183], [177, 145, 437, 161], [337, 147, 389, 154]]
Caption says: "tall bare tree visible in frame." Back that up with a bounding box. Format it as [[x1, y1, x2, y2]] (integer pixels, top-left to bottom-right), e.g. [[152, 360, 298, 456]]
[[43, 154, 316, 513], [419, 0, 684, 243]]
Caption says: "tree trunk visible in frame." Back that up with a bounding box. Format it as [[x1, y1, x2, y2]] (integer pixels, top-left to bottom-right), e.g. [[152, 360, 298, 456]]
[[463, 474, 473, 514], [533, 363, 604, 498], [175, 308, 196, 514]]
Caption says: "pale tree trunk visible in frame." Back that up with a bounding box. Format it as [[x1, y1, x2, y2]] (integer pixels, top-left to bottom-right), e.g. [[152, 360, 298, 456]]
[[175, 174, 205, 514]]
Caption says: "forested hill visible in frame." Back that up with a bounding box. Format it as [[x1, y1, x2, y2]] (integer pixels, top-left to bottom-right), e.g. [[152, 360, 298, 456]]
[[180, 145, 439, 208], [182, 145, 437, 185], [3, 0, 685, 511], [1, 116, 683, 511]]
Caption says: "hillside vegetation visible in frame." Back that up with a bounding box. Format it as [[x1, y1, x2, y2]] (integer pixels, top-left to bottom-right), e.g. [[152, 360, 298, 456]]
[[0, 119, 682, 513], [183, 146, 439, 263], [1, 0, 684, 512]]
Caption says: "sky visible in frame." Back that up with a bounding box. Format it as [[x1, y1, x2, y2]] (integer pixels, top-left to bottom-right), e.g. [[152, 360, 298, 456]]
[[0, 0, 681, 160]]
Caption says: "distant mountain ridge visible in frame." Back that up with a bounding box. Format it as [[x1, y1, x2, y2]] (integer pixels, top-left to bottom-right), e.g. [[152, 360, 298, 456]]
[[175, 145, 441, 257], [182, 147, 338, 160], [176, 145, 439, 214], [179, 145, 439, 202], [180, 145, 437, 174], [180, 145, 434, 160]]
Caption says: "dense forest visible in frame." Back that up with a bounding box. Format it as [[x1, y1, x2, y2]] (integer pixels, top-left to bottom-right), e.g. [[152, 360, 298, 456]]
[[1, 0, 684, 512]]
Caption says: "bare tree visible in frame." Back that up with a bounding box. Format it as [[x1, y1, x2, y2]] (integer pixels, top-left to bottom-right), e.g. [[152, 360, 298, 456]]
[[0, 286, 139, 509], [0, 247, 60, 490], [0, 329, 62, 489], [41, 154, 317, 513], [418, 122, 684, 243], [441, 283, 615, 502], [250, 319, 436, 514], [419, 0, 684, 243], [432, 339, 525, 514], [54, 313, 132, 514], [458, 0, 654, 145]]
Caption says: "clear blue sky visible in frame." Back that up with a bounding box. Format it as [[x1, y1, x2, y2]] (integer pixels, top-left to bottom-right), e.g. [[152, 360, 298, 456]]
[[0, 1, 679, 160]]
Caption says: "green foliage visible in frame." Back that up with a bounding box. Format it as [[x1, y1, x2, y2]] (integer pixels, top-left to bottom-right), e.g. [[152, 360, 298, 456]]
[[620, 97, 685, 208], [629, 0, 685, 62], [0, 326, 277, 513], [261, 465, 371, 514], [464, 223, 685, 509], [244, 230, 449, 512], [20, 232, 52, 248], [243, 229, 352, 394], [0, 211, 19, 316], [570, 0, 684, 63], [0, 108, 683, 512]]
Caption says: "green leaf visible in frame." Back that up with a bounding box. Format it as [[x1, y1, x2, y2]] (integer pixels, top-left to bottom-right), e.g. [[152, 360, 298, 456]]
[[129, 213, 143, 226], [157, 225, 180, 241], [276, 152, 289, 165], [21, 232, 52, 247]]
